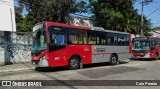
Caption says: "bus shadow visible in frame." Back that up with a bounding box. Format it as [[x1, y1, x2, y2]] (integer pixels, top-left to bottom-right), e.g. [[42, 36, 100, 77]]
[[35, 62, 129, 72], [82, 62, 128, 69], [35, 66, 69, 72], [82, 62, 110, 69], [130, 58, 157, 61]]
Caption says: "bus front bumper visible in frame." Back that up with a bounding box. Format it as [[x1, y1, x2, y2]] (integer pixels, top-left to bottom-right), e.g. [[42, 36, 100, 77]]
[[32, 58, 49, 67], [132, 53, 150, 59]]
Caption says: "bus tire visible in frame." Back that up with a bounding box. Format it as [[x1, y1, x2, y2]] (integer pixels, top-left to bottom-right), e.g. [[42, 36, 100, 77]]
[[68, 57, 80, 70], [110, 54, 118, 65], [155, 53, 159, 60]]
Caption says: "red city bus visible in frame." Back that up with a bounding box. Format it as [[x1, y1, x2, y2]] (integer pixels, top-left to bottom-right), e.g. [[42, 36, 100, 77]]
[[132, 36, 160, 59], [31, 22, 132, 69]]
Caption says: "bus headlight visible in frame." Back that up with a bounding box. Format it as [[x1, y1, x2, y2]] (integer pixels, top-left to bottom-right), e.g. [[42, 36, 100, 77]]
[[146, 53, 150, 55], [144, 53, 150, 58], [40, 55, 46, 62]]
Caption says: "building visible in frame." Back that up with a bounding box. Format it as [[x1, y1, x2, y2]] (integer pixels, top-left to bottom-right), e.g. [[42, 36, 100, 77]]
[[0, 0, 16, 32], [150, 30, 160, 37], [68, 16, 93, 27]]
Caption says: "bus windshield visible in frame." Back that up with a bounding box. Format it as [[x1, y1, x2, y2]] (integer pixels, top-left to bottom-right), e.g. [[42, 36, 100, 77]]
[[32, 30, 47, 53], [132, 40, 150, 51]]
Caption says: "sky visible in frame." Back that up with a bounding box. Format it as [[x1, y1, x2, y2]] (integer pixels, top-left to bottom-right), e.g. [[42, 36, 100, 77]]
[[19, 0, 160, 27], [133, 0, 160, 27]]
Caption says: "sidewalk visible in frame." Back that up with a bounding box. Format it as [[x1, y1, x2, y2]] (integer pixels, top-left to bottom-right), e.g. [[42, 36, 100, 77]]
[[0, 63, 35, 73]]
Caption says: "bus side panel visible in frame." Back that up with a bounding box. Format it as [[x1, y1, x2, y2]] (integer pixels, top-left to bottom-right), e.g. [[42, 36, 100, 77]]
[[65, 45, 92, 65], [92, 45, 131, 63], [150, 47, 160, 58], [47, 45, 92, 67], [129, 33, 132, 53], [47, 47, 67, 67]]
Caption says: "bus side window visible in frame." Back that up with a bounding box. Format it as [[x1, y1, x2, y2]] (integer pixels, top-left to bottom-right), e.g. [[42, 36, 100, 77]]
[[56, 34, 65, 45], [82, 32, 87, 44], [151, 41, 155, 48], [106, 32, 117, 45], [88, 31, 96, 45], [50, 33, 65, 45], [125, 35, 130, 46], [117, 34, 129, 46], [155, 39, 160, 47], [50, 33, 57, 45], [158, 39, 160, 47], [107, 38, 111, 45], [96, 32, 106, 45], [67, 29, 87, 45], [118, 37, 125, 46]]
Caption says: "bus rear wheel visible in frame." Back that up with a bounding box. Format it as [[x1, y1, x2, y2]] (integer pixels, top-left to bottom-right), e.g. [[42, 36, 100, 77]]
[[110, 55, 118, 65], [155, 53, 159, 60], [69, 57, 80, 70]]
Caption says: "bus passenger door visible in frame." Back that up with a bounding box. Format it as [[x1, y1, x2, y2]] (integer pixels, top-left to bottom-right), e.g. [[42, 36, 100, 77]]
[[47, 26, 66, 67]]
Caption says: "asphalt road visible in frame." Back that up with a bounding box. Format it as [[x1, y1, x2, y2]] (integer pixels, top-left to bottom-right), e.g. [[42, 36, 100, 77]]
[[0, 59, 160, 89]]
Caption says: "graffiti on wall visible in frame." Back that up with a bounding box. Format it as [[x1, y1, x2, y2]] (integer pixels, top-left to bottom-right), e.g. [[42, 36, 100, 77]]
[[0, 32, 32, 64], [0, 32, 4, 62]]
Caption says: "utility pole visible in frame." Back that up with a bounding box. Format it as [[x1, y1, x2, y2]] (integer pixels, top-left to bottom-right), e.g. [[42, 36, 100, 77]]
[[141, 1, 144, 36], [140, 0, 152, 36]]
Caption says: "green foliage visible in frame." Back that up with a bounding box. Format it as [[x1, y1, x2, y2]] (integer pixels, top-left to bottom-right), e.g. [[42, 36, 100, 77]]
[[15, 0, 87, 32], [20, 0, 87, 23], [15, 0, 152, 34], [15, 6, 24, 32], [152, 27, 160, 30], [15, 5, 32, 32], [89, 0, 152, 34]]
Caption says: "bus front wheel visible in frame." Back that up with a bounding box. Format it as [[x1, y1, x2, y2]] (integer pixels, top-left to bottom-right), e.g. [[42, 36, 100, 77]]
[[110, 54, 118, 65], [154, 53, 159, 60], [69, 57, 80, 70]]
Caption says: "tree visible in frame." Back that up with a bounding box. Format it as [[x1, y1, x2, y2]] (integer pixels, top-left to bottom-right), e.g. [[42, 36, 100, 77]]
[[15, 0, 87, 32], [89, 0, 152, 34], [15, 5, 25, 32], [19, 0, 87, 23], [89, 0, 123, 31], [152, 27, 160, 30]]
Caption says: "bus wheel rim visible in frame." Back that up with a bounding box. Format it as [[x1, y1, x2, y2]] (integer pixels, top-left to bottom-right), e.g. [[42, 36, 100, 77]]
[[112, 57, 117, 64], [70, 59, 78, 67]]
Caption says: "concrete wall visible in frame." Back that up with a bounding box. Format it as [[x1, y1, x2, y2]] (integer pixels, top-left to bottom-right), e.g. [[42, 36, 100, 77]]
[[0, 31, 32, 65]]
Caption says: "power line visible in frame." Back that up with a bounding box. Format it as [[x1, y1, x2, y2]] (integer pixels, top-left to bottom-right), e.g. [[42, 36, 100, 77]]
[[146, 6, 160, 18], [150, 30, 160, 34], [146, 5, 160, 18]]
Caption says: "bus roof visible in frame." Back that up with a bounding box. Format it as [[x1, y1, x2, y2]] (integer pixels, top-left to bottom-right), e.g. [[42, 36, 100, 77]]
[[33, 22, 130, 34], [90, 27, 129, 34], [46, 22, 90, 30], [103, 29, 129, 34], [135, 36, 160, 38]]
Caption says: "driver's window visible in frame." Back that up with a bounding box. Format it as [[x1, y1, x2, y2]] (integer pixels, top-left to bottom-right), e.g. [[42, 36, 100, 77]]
[[151, 40, 155, 48], [50, 33, 65, 45], [48, 26, 66, 46], [40, 31, 46, 48]]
